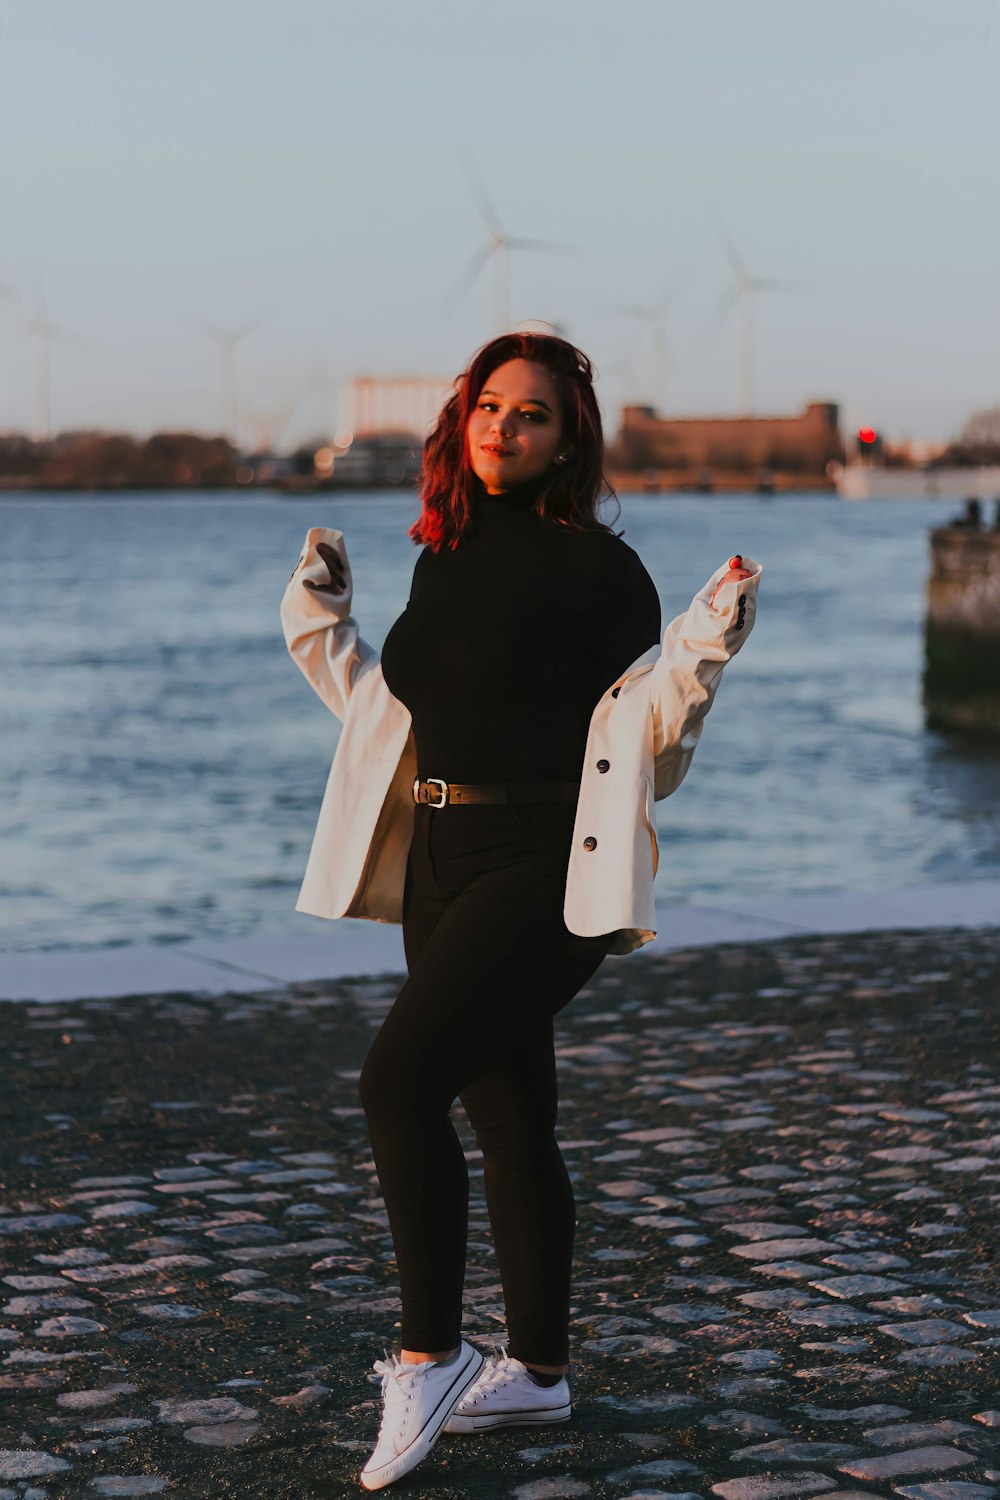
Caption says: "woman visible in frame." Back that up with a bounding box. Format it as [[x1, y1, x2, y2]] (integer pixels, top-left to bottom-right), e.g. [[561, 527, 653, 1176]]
[[280, 332, 761, 1491]]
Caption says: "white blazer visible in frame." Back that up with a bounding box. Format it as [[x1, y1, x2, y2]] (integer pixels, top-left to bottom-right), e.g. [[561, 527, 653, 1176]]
[[281, 526, 762, 957]]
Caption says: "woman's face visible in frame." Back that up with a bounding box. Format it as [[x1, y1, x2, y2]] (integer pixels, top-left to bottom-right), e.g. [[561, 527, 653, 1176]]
[[466, 358, 566, 494]]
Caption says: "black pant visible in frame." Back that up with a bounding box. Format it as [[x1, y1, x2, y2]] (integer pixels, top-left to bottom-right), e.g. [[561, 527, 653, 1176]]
[[357, 797, 612, 1365]]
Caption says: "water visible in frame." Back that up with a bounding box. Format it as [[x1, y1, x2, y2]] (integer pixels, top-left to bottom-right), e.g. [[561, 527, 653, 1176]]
[[2, 489, 998, 955]]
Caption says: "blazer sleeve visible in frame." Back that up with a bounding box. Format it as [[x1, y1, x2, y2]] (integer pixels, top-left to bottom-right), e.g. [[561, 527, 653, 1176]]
[[649, 555, 763, 799], [279, 527, 380, 723]]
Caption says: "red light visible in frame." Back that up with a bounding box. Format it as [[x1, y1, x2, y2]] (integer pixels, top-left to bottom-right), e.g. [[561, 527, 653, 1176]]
[[858, 426, 877, 444]]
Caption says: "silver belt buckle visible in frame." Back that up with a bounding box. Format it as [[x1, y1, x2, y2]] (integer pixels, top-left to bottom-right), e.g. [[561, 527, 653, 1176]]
[[414, 776, 449, 808]]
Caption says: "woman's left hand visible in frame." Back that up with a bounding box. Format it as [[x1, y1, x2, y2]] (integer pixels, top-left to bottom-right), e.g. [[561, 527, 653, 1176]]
[[710, 555, 755, 607]]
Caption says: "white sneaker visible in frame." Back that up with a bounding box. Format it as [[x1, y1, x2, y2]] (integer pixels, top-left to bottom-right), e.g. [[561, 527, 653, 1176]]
[[359, 1339, 486, 1491], [442, 1344, 572, 1433]]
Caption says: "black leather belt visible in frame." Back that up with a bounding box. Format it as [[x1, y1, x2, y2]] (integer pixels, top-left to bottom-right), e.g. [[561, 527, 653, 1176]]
[[412, 777, 579, 808]]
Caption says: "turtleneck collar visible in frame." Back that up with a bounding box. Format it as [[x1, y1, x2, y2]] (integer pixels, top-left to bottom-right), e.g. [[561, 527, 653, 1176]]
[[470, 467, 552, 516]]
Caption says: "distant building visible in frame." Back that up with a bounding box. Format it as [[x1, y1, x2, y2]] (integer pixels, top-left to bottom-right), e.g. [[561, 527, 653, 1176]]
[[608, 401, 844, 489], [283, 374, 452, 491], [327, 431, 422, 488], [241, 450, 291, 486], [350, 376, 455, 439]]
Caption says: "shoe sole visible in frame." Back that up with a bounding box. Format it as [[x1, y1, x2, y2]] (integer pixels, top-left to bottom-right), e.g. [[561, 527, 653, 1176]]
[[443, 1399, 572, 1433], [359, 1344, 486, 1492]]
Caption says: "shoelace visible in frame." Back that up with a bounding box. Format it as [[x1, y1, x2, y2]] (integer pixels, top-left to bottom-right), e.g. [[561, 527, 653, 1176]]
[[462, 1343, 520, 1405], [368, 1348, 434, 1438]]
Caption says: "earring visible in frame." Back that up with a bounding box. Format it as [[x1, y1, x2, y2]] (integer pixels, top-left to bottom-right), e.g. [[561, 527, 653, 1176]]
[[554, 454, 567, 465]]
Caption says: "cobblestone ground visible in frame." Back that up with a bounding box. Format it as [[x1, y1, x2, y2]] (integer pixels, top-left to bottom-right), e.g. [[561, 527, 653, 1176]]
[[1, 925, 998, 1500]]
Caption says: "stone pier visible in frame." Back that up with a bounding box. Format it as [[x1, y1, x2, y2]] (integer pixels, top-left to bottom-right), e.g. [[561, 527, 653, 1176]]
[[924, 524, 1000, 734]]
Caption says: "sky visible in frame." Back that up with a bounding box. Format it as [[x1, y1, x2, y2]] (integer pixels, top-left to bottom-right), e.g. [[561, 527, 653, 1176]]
[[0, 0, 998, 449]]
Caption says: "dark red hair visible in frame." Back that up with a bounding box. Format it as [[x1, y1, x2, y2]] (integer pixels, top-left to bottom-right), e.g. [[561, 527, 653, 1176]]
[[409, 332, 621, 552]]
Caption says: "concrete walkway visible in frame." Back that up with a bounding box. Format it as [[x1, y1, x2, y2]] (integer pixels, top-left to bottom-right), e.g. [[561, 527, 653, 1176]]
[[2, 879, 998, 1003], [0, 921, 997, 1496]]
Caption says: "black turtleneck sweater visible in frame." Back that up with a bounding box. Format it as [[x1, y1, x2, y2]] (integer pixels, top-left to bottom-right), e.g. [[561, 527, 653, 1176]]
[[380, 474, 662, 784]]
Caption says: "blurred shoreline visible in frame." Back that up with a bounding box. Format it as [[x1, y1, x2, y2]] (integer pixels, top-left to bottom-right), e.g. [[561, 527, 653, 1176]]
[[2, 879, 998, 1004]]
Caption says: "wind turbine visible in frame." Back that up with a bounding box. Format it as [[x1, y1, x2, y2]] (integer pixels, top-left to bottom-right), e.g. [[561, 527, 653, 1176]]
[[709, 219, 805, 416], [611, 268, 688, 415], [24, 282, 89, 443], [0, 279, 22, 401], [443, 153, 585, 331], [596, 353, 640, 432], [195, 318, 258, 446], [246, 366, 336, 453]]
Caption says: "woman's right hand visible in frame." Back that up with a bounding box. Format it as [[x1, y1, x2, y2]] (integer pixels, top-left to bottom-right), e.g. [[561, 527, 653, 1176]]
[[304, 541, 348, 596], [709, 554, 755, 607]]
